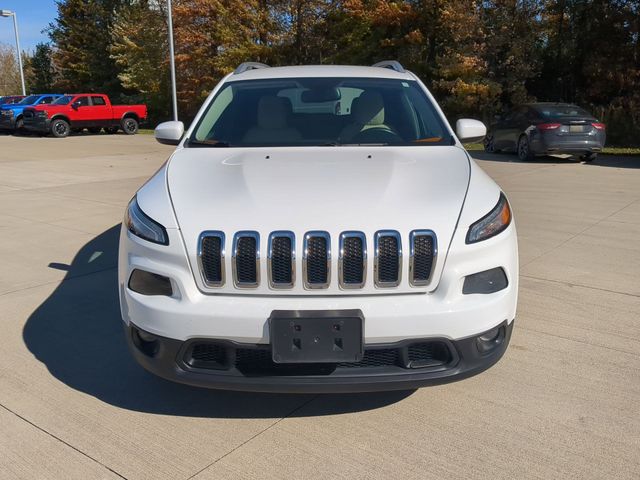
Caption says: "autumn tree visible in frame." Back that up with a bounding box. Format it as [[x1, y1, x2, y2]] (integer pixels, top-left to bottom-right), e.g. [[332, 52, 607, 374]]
[[0, 44, 24, 95]]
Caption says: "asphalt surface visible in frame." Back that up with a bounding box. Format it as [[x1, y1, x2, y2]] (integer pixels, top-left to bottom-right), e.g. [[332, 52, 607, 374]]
[[0, 133, 638, 479]]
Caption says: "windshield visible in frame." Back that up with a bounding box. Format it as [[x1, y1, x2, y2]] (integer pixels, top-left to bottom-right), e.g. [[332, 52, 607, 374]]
[[18, 95, 40, 105], [189, 77, 452, 147], [537, 105, 593, 119], [53, 96, 74, 105]]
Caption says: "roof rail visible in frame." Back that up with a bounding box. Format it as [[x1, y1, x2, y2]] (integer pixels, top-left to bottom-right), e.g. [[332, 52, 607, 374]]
[[371, 60, 405, 73], [234, 62, 270, 75]]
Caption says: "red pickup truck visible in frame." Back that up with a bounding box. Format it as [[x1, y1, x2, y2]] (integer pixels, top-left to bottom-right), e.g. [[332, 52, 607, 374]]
[[23, 94, 147, 138]]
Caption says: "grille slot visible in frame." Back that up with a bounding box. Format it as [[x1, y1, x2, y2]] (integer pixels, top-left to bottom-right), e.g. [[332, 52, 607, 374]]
[[375, 231, 402, 287], [198, 231, 225, 287], [409, 230, 437, 286], [339, 232, 366, 289], [233, 232, 260, 287], [303, 232, 330, 289], [407, 341, 451, 368], [185, 343, 226, 369], [268, 232, 295, 289]]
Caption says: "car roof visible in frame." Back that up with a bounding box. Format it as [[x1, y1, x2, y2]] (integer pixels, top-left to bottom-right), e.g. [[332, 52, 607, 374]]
[[227, 65, 415, 82]]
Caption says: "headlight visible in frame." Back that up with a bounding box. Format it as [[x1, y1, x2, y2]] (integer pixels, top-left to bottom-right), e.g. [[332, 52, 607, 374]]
[[125, 196, 169, 245], [466, 193, 512, 244]]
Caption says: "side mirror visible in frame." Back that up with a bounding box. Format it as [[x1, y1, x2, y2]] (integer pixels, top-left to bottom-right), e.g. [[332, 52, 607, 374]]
[[456, 118, 487, 143], [155, 120, 185, 146], [72, 101, 81, 110]]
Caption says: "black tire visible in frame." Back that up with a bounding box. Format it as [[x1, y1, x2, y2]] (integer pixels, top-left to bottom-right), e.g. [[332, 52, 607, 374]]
[[121, 117, 139, 135], [104, 126, 119, 134], [517, 135, 534, 161], [582, 153, 597, 163], [50, 119, 71, 138], [88, 127, 102, 134], [484, 135, 500, 153]]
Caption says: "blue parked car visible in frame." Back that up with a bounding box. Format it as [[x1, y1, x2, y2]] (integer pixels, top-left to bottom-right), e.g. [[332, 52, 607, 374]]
[[0, 94, 63, 132]]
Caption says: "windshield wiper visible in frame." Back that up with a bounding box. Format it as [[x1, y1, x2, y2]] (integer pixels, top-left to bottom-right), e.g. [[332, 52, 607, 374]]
[[187, 139, 230, 148]]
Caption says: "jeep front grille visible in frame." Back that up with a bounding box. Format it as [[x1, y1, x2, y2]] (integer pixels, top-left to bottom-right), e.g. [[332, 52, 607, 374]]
[[374, 230, 402, 287], [339, 232, 366, 289], [303, 231, 330, 288], [268, 231, 295, 289], [232, 231, 260, 287], [198, 231, 225, 287], [409, 230, 437, 286], [197, 229, 436, 291]]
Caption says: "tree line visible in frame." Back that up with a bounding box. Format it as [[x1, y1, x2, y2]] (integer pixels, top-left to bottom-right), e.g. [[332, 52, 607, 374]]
[[2, 0, 639, 145]]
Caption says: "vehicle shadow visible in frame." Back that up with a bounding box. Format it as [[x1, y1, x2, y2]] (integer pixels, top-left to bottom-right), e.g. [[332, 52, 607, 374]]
[[469, 151, 579, 164], [470, 151, 639, 168], [22, 225, 413, 418]]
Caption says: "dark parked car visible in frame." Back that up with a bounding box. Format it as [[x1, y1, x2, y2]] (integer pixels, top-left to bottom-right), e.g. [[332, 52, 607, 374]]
[[485, 103, 606, 162]]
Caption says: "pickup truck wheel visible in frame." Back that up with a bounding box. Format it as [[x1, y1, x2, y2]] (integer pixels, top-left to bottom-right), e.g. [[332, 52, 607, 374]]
[[51, 119, 71, 138], [105, 126, 119, 134], [121, 117, 139, 135], [88, 127, 102, 134]]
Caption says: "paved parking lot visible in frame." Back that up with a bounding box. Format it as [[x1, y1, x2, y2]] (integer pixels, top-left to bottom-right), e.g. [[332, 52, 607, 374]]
[[0, 134, 638, 479]]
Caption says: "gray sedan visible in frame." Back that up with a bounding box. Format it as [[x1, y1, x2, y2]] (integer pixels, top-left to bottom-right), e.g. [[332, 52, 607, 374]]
[[485, 103, 606, 162]]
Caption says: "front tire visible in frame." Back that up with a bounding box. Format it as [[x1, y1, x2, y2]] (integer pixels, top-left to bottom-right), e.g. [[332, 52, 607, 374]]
[[517, 135, 534, 161], [121, 117, 139, 135], [484, 135, 500, 153], [50, 119, 71, 138]]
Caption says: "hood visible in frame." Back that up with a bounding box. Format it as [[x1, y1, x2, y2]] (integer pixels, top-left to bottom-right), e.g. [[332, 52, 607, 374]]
[[167, 146, 470, 295]]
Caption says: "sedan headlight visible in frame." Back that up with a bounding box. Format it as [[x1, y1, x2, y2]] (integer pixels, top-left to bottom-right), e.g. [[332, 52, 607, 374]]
[[125, 196, 169, 245], [466, 193, 512, 244]]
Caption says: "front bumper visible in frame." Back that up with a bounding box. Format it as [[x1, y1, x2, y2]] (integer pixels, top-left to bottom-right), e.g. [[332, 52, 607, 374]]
[[22, 116, 50, 133], [0, 115, 16, 130], [530, 135, 605, 156], [126, 320, 513, 393]]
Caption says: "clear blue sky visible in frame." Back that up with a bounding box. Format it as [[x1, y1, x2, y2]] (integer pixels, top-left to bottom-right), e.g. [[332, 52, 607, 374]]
[[0, 0, 57, 52]]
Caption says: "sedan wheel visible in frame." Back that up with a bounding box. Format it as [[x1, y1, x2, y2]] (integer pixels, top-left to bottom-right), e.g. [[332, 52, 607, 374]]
[[51, 119, 71, 138], [517, 135, 533, 161], [484, 135, 499, 153]]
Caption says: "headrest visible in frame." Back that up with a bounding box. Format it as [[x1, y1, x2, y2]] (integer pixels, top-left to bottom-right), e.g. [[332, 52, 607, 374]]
[[257, 96, 290, 129], [352, 91, 384, 125]]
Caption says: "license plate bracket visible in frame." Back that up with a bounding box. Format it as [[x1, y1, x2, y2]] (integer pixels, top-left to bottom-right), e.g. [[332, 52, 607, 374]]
[[269, 310, 364, 364]]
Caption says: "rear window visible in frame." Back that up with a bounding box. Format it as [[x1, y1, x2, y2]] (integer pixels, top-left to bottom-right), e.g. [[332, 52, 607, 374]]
[[189, 77, 452, 147], [536, 105, 593, 119]]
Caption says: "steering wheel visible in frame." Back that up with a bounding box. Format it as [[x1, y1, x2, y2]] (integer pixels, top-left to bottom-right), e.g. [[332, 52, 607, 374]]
[[349, 127, 403, 144]]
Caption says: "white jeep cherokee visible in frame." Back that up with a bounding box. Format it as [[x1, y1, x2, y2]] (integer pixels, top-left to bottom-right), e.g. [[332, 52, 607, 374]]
[[119, 61, 518, 393]]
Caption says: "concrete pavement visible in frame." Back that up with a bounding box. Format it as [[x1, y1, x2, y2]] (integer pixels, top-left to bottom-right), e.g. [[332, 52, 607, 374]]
[[0, 134, 638, 479]]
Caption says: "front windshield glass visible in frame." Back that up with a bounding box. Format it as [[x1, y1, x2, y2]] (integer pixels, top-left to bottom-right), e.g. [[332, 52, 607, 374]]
[[189, 77, 452, 147], [18, 95, 40, 105], [53, 96, 74, 105]]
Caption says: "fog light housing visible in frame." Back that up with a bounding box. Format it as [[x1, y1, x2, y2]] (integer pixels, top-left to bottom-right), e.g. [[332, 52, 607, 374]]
[[131, 326, 160, 357], [128, 269, 173, 296], [476, 325, 505, 354], [463, 267, 508, 294]]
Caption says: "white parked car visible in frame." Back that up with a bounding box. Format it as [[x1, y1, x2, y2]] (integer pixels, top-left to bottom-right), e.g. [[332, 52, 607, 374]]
[[119, 61, 518, 392]]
